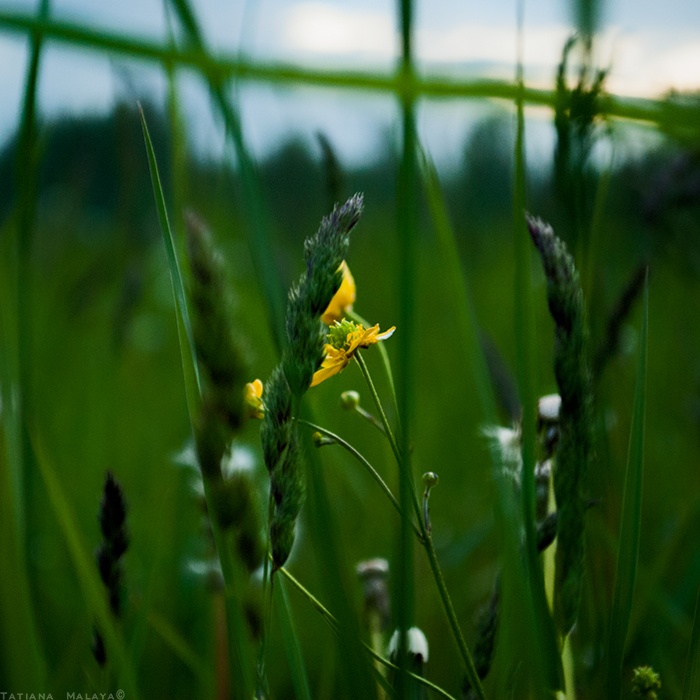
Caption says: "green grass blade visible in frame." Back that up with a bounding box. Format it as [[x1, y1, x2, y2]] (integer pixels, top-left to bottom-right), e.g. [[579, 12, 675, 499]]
[[420, 142, 562, 694], [606, 271, 649, 699], [512, 35, 564, 691], [275, 576, 313, 700], [417, 148, 498, 424], [682, 582, 700, 700], [395, 2, 418, 689], [139, 104, 202, 414], [32, 435, 140, 699], [2, 0, 52, 687], [165, 0, 286, 351], [141, 100, 256, 698], [0, 428, 46, 687], [145, 608, 210, 682]]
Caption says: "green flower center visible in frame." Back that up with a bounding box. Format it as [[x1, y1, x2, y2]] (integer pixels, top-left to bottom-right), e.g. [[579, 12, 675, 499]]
[[327, 319, 359, 350]]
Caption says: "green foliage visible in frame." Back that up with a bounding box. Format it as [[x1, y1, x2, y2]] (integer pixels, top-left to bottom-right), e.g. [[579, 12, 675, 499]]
[[1, 3, 700, 698], [607, 274, 649, 699]]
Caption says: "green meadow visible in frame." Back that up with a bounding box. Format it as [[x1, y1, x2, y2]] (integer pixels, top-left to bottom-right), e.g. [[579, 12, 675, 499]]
[[1, 2, 700, 698]]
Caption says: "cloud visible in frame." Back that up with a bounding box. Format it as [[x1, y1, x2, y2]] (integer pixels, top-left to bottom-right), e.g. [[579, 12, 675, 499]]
[[282, 3, 700, 97], [285, 3, 396, 57]]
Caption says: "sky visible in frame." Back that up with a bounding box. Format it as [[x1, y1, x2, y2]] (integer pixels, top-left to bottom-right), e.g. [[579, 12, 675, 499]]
[[0, 0, 698, 168]]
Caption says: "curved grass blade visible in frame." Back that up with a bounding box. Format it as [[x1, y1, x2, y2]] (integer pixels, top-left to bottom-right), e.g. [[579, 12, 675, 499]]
[[138, 103, 202, 416], [606, 270, 649, 699], [417, 148, 497, 423], [140, 102, 256, 700], [278, 565, 458, 700], [300, 417, 376, 699], [32, 435, 140, 700], [146, 609, 210, 683]]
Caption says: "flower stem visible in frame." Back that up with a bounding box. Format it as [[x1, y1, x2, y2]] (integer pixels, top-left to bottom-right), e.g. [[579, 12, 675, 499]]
[[354, 352, 403, 467], [353, 352, 487, 700], [277, 565, 458, 700], [422, 532, 486, 700], [298, 419, 422, 540]]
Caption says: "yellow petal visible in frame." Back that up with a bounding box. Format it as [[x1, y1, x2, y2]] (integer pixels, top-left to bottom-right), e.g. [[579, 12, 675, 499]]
[[321, 261, 356, 325], [310, 348, 349, 387], [244, 379, 265, 419], [356, 324, 396, 349]]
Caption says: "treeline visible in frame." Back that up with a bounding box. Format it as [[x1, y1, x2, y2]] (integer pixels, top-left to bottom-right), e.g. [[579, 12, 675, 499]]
[[0, 99, 699, 278]]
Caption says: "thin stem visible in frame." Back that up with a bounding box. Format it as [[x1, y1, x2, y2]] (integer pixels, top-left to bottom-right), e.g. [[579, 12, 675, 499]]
[[422, 533, 486, 700], [298, 419, 423, 540], [354, 352, 425, 529], [355, 405, 387, 436], [354, 352, 402, 467], [354, 353, 487, 700], [277, 566, 458, 700]]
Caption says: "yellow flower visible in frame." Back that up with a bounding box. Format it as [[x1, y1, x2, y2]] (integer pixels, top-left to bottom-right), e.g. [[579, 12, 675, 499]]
[[321, 261, 356, 325], [311, 320, 396, 387], [244, 379, 264, 419]]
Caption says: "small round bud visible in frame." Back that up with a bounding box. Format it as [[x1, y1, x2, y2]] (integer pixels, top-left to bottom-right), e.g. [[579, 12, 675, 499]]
[[422, 472, 439, 488], [312, 431, 335, 448], [339, 390, 361, 411]]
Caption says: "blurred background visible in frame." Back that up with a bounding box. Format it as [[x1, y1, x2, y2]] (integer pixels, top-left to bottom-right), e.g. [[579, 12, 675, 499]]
[[0, 0, 699, 698]]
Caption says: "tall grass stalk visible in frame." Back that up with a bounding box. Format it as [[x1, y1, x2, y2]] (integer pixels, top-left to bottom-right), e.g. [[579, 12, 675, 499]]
[[395, 0, 418, 694], [165, 0, 286, 351], [139, 105, 202, 405], [141, 108, 259, 698], [514, 29, 566, 688], [2, 0, 52, 688], [606, 272, 649, 699], [275, 576, 313, 700], [300, 421, 377, 698]]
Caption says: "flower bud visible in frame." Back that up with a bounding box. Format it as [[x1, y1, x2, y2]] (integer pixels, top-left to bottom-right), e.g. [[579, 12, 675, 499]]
[[388, 626, 429, 664], [632, 666, 661, 699], [312, 431, 336, 448], [339, 390, 361, 411], [244, 379, 264, 420], [422, 472, 439, 488]]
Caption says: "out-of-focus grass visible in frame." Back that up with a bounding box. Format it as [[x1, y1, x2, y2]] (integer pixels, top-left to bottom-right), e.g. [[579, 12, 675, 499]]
[[0, 75, 699, 699]]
